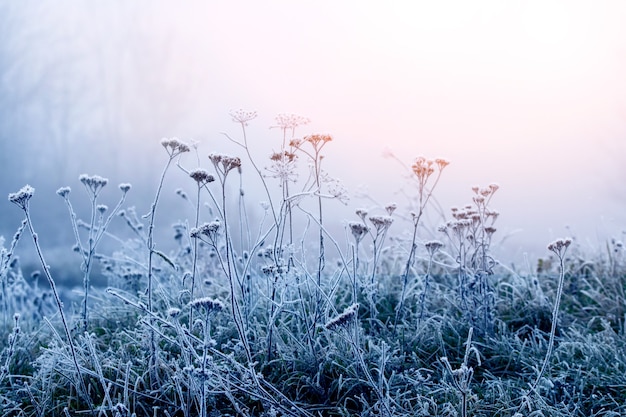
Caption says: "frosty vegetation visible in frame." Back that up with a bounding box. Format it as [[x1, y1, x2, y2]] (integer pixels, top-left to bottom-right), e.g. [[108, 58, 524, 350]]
[[1, 111, 625, 416]]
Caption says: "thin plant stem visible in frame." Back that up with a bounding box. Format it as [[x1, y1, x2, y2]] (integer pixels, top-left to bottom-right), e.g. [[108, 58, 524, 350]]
[[13, 195, 93, 413]]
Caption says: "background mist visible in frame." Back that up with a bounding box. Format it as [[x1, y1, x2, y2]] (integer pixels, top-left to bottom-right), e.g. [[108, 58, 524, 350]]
[[2, 1, 626, 284]]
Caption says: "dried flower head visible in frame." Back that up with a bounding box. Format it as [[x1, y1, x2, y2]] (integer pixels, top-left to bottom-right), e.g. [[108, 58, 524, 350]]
[[349, 221, 369, 243], [369, 215, 394, 232], [435, 158, 450, 169], [190, 297, 224, 313], [303, 134, 332, 147], [412, 157, 435, 183], [425, 240, 444, 255], [547, 238, 572, 258], [79, 174, 108, 195], [161, 137, 190, 155], [97, 204, 108, 215], [484, 226, 497, 237], [119, 183, 132, 193], [8, 185, 34, 210], [355, 208, 368, 221], [325, 303, 359, 331], [230, 109, 258, 125], [266, 151, 298, 183], [273, 113, 310, 130], [209, 153, 242, 175], [385, 203, 397, 215], [56, 187, 71, 198], [190, 220, 222, 240], [189, 168, 215, 185]]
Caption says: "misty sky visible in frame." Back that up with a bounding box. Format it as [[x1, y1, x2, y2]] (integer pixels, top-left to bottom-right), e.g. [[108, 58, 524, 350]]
[[2, 1, 626, 265]]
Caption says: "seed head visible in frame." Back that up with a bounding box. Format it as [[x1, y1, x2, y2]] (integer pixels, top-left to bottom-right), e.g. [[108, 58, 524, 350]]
[[412, 157, 435, 183], [119, 183, 132, 193], [325, 303, 359, 331], [385, 203, 397, 215], [349, 221, 369, 243], [229, 109, 257, 125], [425, 240, 444, 255], [8, 185, 34, 210], [303, 134, 332, 147], [79, 174, 108, 195], [484, 226, 497, 237], [547, 238, 572, 258], [190, 297, 224, 313], [161, 137, 190, 155], [190, 220, 221, 240], [273, 113, 310, 130], [56, 187, 71, 198], [355, 208, 368, 221], [369, 215, 394, 232], [435, 158, 450, 170], [209, 153, 241, 174], [189, 168, 215, 185]]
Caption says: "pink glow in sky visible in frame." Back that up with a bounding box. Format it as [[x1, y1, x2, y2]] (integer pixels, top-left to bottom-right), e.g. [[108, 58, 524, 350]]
[[5, 1, 626, 262]]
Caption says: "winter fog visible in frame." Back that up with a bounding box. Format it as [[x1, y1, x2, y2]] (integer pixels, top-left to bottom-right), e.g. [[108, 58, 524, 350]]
[[2, 1, 626, 287]]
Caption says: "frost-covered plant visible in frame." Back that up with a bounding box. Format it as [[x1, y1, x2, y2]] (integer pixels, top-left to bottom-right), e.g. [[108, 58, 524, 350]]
[[440, 328, 480, 417], [8, 185, 92, 410], [439, 183, 500, 335], [56, 176, 130, 330], [523, 238, 572, 403]]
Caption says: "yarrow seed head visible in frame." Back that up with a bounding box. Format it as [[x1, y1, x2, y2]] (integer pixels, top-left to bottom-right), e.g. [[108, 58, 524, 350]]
[[209, 153, 242, 175], [56, 187, 71, 198], [190, 220, 221, 240], [385, 203, 397, 215], [412, 157, 435, 183], [349, 221, 369, 243], [547, 237, 572, 257], [369, 215, 394, 232], [119, 183, 132, 193], [190, 297, 224, 313], [8, 185, 34, 210], [425, 240, 444, 255], [356, 208, 368, 221], [303, 133, 332, 148], [160, 137, 190, 155], [189, 168, 215, 185], [79, 174, 108, 195]]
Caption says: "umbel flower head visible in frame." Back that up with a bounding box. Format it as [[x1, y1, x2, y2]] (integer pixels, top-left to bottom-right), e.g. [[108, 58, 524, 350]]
[[161, 137, 190, 156], [349, 221, 369, 244], [230, 109, 257, 125], [547, 237, 572, 258], [189, 168, 215, 185], [209, 153, 242, 175], [56, 187, 71, 198], [190, 220, 221, 240], [79, 174, 108, 196], [8, 185, 34, 210], [190, 297, 224, 314], [273, 113, 310, 130]]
